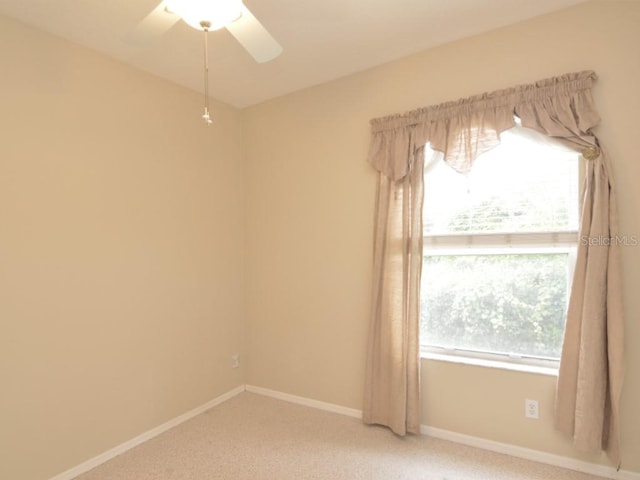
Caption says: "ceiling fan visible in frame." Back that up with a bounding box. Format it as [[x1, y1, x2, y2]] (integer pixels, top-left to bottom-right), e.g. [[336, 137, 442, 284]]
[[128, 0, 282, 124]]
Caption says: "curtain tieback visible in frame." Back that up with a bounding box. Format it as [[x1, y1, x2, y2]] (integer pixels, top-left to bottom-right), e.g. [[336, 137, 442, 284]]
[[582, 145, 600, 160]]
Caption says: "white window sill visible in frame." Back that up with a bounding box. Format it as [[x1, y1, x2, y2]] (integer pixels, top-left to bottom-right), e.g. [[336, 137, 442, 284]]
[[421, 351, 559, 376]]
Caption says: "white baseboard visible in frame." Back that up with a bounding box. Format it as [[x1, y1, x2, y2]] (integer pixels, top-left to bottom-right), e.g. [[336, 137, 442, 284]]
[[246, 385, 640, 480], [245, 384, 362, 419], [421, 425, 639, 480], [49, 385, 245, 480]]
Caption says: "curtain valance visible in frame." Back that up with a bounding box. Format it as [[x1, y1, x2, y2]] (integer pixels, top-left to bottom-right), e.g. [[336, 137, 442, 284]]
[[368, 70, 600, 179]]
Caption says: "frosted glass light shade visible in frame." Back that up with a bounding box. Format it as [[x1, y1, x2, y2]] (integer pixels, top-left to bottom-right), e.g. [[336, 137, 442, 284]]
[[165, 0, 243, 31]]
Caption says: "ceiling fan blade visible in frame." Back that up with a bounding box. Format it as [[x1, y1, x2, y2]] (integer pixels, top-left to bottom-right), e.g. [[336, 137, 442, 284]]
[[125, 1, 180, 46], [225, 5, 282, 63]]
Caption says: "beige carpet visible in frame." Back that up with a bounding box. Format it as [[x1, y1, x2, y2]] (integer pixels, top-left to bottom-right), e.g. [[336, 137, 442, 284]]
[[76, 392, 608, 480]]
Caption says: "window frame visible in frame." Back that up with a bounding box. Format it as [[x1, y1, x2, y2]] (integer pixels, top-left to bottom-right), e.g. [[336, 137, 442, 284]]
[[420, 242, 577, 370]]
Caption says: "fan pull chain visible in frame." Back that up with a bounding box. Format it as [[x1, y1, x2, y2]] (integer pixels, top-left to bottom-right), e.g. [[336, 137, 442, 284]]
[[201, 21, 213, 125]]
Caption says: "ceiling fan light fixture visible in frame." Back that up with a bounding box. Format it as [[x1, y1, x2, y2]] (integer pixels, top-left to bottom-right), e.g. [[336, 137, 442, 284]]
[[164, 0, 243, 31]]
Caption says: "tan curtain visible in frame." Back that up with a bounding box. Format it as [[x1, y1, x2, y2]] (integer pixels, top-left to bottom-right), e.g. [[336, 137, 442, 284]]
[[364, 71, 624, 466], [363, 143, 424, 435]]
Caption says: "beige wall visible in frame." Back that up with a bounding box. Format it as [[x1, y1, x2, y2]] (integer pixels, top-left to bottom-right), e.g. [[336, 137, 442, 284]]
[[0, 15, 245, 480], [244, 0, 640, 473], [2, 1, 639, 479]]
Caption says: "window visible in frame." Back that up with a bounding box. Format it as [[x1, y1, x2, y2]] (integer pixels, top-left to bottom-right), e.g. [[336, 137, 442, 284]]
[[420, 121, 580, 367]]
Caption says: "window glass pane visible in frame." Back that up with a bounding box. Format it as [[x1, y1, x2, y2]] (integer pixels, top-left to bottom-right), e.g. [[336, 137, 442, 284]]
[[420, 253, 569, 359], [423, 126, 579, 235]]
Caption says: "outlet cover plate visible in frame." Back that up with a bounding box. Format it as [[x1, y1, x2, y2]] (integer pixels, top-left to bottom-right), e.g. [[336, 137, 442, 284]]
[[525, 399, 539, 419]]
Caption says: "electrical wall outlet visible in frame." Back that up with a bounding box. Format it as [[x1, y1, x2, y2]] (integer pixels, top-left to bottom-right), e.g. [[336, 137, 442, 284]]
[[525, 399, 539, 419], [231, 354, 240, 369]]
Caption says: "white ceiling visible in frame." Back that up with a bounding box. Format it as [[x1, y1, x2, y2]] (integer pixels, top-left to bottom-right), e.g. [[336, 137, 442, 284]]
[[0, 0, 587, 108]]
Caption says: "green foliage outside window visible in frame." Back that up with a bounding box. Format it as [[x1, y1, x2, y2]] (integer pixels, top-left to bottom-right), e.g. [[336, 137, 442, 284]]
[[420, 253, 568, 359]]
